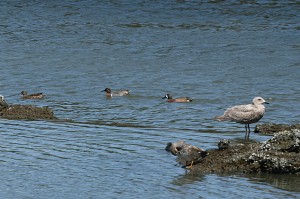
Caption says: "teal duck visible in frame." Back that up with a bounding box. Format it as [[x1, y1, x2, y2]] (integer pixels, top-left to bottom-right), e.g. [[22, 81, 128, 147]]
[[21, 91, 44, 99], [162, 94, 193, 103], [166, 140, 207, 169], [102, 88, 129, 97]]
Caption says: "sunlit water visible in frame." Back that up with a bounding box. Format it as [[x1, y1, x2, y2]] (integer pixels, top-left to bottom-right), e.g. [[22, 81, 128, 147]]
[[1, 0, 300, 198]]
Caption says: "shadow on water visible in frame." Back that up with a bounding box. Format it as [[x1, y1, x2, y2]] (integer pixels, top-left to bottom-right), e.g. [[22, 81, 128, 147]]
[[171, 170, 206, 186], [50, 118, 159, 129], [171, 171, 300, 195], [245, 173, 300, 193]]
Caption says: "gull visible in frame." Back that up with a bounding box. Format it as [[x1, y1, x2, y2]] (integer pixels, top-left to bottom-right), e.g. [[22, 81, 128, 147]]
[[215, 97, 269, 139]]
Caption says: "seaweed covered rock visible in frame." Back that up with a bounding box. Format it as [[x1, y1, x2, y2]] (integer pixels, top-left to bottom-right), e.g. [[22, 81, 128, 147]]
[[261, 130, 300, 153], [247, 129, 300, 174], [0, 105, 57, 120], [189, 129, 300, 175], [254, 123, 300, 135]]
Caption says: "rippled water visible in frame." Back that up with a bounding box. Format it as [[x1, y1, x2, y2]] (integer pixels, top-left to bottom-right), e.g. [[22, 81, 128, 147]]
[[1, 0, 300, 198]]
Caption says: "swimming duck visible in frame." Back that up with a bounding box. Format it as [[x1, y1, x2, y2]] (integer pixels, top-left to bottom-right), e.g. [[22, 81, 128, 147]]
[[214, 97, 269, 140], [166, 140, 207, 169], [102, 88, 129, 97], [0, 95, 9, 111], [21, 91, 44, 99], [162, 94, 193, 103]]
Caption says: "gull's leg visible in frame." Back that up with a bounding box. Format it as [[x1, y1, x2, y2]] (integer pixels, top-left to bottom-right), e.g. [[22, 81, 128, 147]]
[[247, 124, 251, 139], [245, 124, 248, 139]]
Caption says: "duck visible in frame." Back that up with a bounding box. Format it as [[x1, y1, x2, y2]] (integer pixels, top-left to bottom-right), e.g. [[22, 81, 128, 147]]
[[102, 88, 129, 97], [214, 97, 269, 139], [162, 94, 193, 103], [177, 144, 207, 169], [21, 91, 44, 99], [165, 140, 187, 156], [166, 140, 207, 169]]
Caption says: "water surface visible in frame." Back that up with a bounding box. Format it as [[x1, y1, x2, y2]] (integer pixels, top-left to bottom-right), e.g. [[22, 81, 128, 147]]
[[1, 0, 300, 198]]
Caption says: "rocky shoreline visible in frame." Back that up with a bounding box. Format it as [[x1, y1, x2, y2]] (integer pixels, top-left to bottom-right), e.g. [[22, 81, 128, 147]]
[[254, 123, 300, 135], [189, 128, 300, 175], [1, 104, 299, 176], [0, 104, 57, 120]]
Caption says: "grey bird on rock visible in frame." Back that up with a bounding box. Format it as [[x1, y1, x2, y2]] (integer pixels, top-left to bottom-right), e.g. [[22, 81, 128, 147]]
[[166, 140, 207, 169], [215, 97, 269, 139]]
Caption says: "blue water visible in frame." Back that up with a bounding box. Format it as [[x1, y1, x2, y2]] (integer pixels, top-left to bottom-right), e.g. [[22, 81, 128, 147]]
[[1, 0, 300, 198]]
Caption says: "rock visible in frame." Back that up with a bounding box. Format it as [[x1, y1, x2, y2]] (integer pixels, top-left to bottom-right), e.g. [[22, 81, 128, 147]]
[[218, 139, 230, 150], [186, 129, 300, 175], [261, 129, 300, 153], [0, 104, 57, 120], [254, 123, 300, 135]]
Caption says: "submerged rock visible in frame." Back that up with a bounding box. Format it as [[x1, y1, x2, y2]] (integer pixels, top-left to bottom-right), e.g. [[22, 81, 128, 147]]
[[181, 129, 300, 175], [0, 104, 57, 120], [254, 123, 300, 135]]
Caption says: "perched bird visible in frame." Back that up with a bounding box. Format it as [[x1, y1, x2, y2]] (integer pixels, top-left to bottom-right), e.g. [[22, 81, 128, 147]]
[[162, 94, 193, 103], [177, 144, 207, 169], [166, 140, 207, 169], [0, 95, 9, 111], [102, 88, 129, 97], [21, 91, 44, 99], [215, 97, 269, 139]]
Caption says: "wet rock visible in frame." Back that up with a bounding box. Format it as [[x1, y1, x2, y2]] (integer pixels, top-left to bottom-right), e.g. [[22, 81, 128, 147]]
[[261, 130, 300, 153], [218, 139, 230, 150], [0, 104, 57, 120], [188, 129, 300, 175], [254, 123, 300, 135]]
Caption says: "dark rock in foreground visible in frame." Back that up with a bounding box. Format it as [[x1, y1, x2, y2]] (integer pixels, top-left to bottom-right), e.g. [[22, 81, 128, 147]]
[[254, 123, 300, 135], [0, 105, 57, 120], [190, 129, 300, 175]]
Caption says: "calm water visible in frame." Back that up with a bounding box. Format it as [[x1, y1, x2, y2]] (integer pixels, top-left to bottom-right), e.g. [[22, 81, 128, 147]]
[[1, 0, 300, 198]]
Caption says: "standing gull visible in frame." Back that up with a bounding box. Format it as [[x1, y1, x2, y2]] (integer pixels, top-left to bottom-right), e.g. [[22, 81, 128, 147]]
[[214, 97, 269, 139]]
